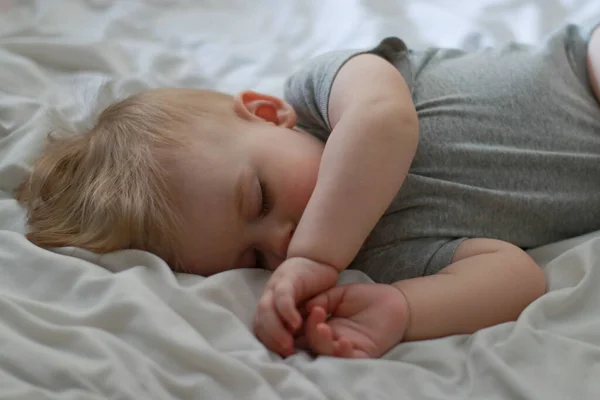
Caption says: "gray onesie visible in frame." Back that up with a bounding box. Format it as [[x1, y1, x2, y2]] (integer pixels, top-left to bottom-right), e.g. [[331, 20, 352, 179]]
[[284, 23, 600, 284]]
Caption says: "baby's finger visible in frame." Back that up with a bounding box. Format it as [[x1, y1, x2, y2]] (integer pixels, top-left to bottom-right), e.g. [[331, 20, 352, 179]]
[[350, 349, 371, 359], [306, 307, 336, 356], [273, 284, 302, 332], [305, 286, 346, 315], [305, 306, 326, 351], [256, 313, 294, 356], [315, 322, 336, 355], [254, 292, 295, 356], [335, 337, 354, 358], [305, 293, 328, 314]]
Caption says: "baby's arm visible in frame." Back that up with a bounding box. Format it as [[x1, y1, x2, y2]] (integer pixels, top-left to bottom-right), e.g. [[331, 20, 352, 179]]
[[303, 238, 547, 358], [254, 54, 419, 356], [287, 53, 419, 269], [396, 238, 546, 341]]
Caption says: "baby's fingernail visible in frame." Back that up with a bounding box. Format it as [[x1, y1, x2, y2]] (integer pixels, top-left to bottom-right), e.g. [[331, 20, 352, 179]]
[[285, 344, 295, 355], [282, 341, 294, 354]]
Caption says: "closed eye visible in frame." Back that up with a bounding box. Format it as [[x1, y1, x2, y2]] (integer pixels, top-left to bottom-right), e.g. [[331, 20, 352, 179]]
[[259, 179, 271, 218]]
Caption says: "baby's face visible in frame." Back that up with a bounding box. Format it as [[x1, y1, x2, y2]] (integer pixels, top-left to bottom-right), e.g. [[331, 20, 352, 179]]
[[171, 120, 324, 276]]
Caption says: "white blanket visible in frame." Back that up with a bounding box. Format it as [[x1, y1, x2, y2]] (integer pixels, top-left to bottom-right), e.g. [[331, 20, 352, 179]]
[[1, 0, 600, 399]]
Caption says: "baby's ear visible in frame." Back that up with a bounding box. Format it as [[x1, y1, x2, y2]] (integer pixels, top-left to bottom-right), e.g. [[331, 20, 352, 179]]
[[234, 90, 296, 128]]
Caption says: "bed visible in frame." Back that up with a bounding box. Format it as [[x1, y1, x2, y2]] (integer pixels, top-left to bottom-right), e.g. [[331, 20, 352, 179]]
[[2, 0, 600, 398]]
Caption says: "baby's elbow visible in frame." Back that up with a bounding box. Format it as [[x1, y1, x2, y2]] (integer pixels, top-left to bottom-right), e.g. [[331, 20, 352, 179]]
[[512, 249, 547, 302]]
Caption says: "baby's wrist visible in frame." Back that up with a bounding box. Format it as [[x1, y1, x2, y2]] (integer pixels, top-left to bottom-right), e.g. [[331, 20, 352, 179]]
[[286, 256, 339, 275], [286, 238, 348, 273], [389, 283, 412, 337]]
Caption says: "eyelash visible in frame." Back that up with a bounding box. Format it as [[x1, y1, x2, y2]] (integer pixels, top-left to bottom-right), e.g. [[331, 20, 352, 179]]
[[254, 249, 265, 269], [259, 180, 270, 218], [253, 179, 271, 269]]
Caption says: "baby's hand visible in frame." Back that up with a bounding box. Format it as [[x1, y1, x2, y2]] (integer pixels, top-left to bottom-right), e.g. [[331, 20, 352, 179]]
[[299, 283, 410, 358], [254, 257, 338, 357]]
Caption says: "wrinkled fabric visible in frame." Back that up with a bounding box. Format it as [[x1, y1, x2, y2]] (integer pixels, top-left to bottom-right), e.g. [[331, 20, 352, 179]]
[[1, 1, 600, 399]]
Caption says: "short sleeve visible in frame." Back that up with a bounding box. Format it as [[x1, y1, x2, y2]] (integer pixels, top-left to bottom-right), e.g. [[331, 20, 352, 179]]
[[283, 37, 413, 142], [350, 237, 468, 284]]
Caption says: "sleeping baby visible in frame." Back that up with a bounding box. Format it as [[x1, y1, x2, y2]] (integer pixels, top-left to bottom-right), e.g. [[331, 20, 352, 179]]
[[16, 22, 600, 358]]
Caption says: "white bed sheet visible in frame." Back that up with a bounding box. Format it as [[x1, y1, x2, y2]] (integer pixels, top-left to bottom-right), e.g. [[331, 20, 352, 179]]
[[1, 0, 600, 399]]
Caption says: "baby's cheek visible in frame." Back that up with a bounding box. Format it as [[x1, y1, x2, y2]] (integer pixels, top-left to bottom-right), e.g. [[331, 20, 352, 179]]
[[291, 168, 316, 212], [280, 135, 322, 217]]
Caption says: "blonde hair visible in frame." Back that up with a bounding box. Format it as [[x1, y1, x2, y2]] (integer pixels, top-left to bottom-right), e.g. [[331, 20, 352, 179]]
[[16, 88, 235, 271]]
